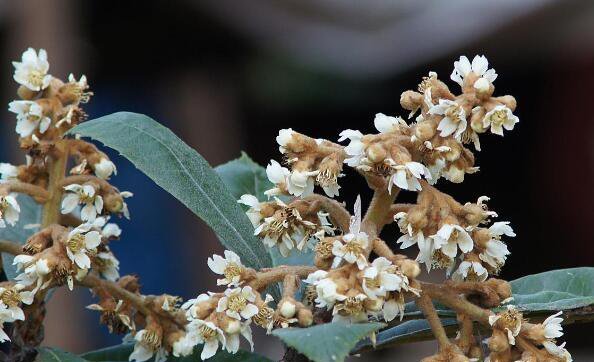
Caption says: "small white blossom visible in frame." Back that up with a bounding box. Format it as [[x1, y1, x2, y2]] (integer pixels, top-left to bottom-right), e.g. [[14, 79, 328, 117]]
[[86, 299, 134, 332], [489, 305, 522, 345], [0, 283, 34, 322], [0, 163, 18, 182], [224, 320, 254, 354], [432, 224, 474, 259], [13, 255, 51, 292], [129, 329, 168, 362], [362, 257, 405, 299], [331, 196, 369, 270], [187, 319, 226, 360], [172, 333, 196, 357], [237, 194, 263, 227], [94, 158, 117, 180], [287, 169, 317, 197], [542, 311, 564, 340], [451, 261, 488, 282], [12, 48, 52, 91], [429, 99, 467, 140], [276, 128, 294, 154], [543, 341, 572, 362], [304, 270, 344, 309], [61, 184, 103, 222], [181, 293, 211, 320], [208, 250, 244, 287], [482, 105, 519, 136], [388, 161, 431, 192], [0, 194, 20, 227], [8, 100, 51, 137], [337, 129, 365, 167], [96, 251, 120, 281], [263, 160, 291, 197], [216, 286, 259, 320], [331, 293, 369, 324], [374, 113, 406, 134], [480, 222, 514, 270], [119, 191, 133, 219], [65, 224, 102, 270], [450, 55, 497, 92]]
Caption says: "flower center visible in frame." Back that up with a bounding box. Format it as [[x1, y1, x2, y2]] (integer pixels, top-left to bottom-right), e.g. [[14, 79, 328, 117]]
[[364, 277, 381, 289], [316, 169, 337, 187], [344, 240, 364, 256], [78, 192, 95, 204], [432, 249, 453, 269], [199, 325, 218, 340], [67, 234, 85, 253], [0, 288, 21, 307], [223, 263, 242, 281], [141, 330, 161, 351], [445, 105, 463, 123], [337, 297, 364, 316], [253, 306, 274, 328], [227, 293, 247, 313], [489, 110, 508, 127], [27, 70, 45, 87], [314, 239, 334, 258]]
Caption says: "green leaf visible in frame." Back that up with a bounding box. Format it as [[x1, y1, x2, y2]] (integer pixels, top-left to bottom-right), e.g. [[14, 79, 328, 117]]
[[81, 343, 271, 362], [272, 322, 384, 362], [68, 112, 272, 270], [215, 152, 272, 201], [1, 194, 42, 280], [353, 319, 458, 352], [38, 347, 89, 362], [511, 267, 594, 311]]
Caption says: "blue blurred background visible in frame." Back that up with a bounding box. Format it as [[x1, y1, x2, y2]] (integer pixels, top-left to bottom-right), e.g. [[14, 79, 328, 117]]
[[0, 0, 593, 360]]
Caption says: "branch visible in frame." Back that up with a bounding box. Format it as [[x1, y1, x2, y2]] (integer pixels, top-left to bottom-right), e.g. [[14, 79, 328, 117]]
[[302, 194, 351, 232], [249, 265, 317, 291], [0, 181, 50, 202], [416, 293, 451, 350]]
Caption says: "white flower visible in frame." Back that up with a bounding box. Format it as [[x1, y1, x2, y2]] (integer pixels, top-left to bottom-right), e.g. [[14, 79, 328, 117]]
[[383, 294, 406, 322], [287, 169, 317, 197], [489, 305, 522, 345], [416, 236, 438, 272], [94, 158, 117, 180], [331, 196, 369, 270], [332, 294, 369, 324], [86, 300, 134, 333], [362, 257, 405, 299], [129, 329, 168, 362], [96, 251, 120, 281], [263, 160, 291, 197], [119, 191, 133, 219], [542, 311, 564, 340], [224, 320, 254, 354], [0, 283, 34, 322], [276, 128, 294, 154], [65, 224, 102, 269], [67, 73, 92, 103], [304, 271, 344, 309], [479, 222, 514, 269], [395, 212, 425, 250], [8, 100, 51, 137], [432, 224, 474, 259], [374, 113, 406, 133], [172, 333, 196, 357], [338, 129, 365, 167], [482, 105, 519, 136], [388, 161, 431, 192], [543, 341, 572, 362], [187, 319, 226, 360], [61, 184, 103, 222], [0, 163, 18, 182], [0, 194, 20, 227], [181, 293, 211, 320], [12, 48, 52, 91], [237, 194, 263, 227], [208, 250, 244, 287], [216, 286, 259, 320], [429, 99, 467, 139], [450, 55, 497, 91], [13, 255, 51, 292], [451, 261, 488, 282]]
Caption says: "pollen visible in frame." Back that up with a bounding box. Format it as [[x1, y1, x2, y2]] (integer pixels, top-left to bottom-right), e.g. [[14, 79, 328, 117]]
[[0, 288, 21, 308], [227, 293, 248, 313]]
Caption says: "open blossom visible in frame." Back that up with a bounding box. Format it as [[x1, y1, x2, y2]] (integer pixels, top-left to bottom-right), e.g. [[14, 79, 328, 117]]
[[432, 224, 474, 260], [13, 255, 51, 292], [361, 257, 405, 299], [451, 261, 488, 282], [0, 194, 20, 227], [429, 99, 467, 139], [96, 251, 120, 281], [129, 329, 168, 362], [395, 212, 426, 250], [542, 311, 564, 340], [0, 283, 34, 322], [181, 293, 211, 320], [332, 293, 369, 324], [216, 286, 259, 320], [187, 319, 226, 360], [374, 113, 406, 134], [12, 48, 52, 91], [332, 196, 369, 270], [450, 55, 497, 92], [276, 128, 294, 154], [489, 305, 523, 345], [223, 320, 254, 355], [543, 341, 572, 362], [65, 224, 102, 270], [337, 129, 365, 167], [237, 194, 264, 227], [482, 105, 519, 136], [61, 184, 103, 221], [94, 158, 117, 179], [388, 161, 431, 192], [479, 221, 514, 270], [208, 250, 244, 287], [263, 160, 291, 197], [287, 169, 317, 197], [304, 270, 344, 309], [8, 100, 51, 138]]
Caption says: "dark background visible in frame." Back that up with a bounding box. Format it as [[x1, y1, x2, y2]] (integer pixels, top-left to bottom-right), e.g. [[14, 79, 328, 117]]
[[0, 0, 592, 360]]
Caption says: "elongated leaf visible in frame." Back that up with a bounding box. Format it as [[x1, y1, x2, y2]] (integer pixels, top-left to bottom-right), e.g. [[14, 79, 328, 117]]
[[215, 152, 272, 201], [354, 318, 458, 352], [38, 347, 89, 362], [1, 194, 42, 280], [81, 342, 271, 362], [68, 112, 272, 269], [272, 322, 384, 362], [511, 267, 594, 311]]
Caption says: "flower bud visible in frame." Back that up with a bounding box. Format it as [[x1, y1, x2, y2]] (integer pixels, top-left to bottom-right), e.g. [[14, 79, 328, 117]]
[[297, 308, 313, 327], [363, 298, 383, 312], [367, 144, 387, 163], [485, 279, 512, 301], [280, 300, 297, 318], [414, 122, 436, 141], [17, 85, 39, 100], [444, 166, 465, 183], [488, 329, 510, 353], [400, 90, 422, 111], [399, 259, 421, 279]]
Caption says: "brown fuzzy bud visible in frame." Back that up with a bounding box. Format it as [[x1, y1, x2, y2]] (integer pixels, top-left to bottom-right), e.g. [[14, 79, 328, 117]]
[[297, 308, 313, 327], [17, 86, 40, 100], [489, 329, 510, 353], [279, 300, 297, 318], [367, 144, 387, 164], [415, 121, 436, 141], [496, 95, 517, 111], [400, 90, 423, 111], [485, 279, 512, 301], [103, 192, 124, 213], [399, 259, 421, 279]]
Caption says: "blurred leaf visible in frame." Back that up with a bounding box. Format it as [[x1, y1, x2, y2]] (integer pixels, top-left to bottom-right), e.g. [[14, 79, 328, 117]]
[[68, 112, 272, 270], [38, 347, 89, 362], [215, 152, 272, 201], [81, 342, 271, 362], [511, 267, 594, 311], [353, 318, 458, 352], [1, 194, 42, 280], [402, 301, 455, 318], [272, 321, 384, 362]]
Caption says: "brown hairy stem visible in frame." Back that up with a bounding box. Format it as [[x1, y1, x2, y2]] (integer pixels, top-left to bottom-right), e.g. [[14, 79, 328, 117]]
[[0, 181, 50, 202], [422, 282, 492, 325], [250, 265, 317, 291], [41, 141, 69, 228], [416, 293, 451, 350], [302, 194, 351, 232]]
